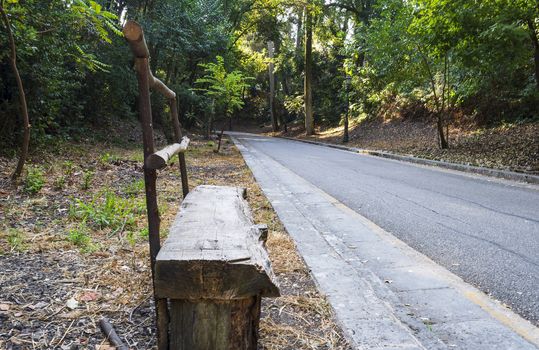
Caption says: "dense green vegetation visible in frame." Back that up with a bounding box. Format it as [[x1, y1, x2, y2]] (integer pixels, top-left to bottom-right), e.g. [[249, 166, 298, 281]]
[[1, 0, 538, 156]]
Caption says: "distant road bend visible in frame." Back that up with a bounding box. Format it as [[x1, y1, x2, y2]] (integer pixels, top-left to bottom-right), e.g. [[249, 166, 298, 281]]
[[233, 133, 539, 325]]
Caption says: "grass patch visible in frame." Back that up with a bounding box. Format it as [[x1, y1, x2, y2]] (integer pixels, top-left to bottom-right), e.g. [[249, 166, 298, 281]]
[[67, 222, 98, 253], [124, 179, 145, 196], [4, 228, 26, 252], [69, 189, 145, 232], [128, 151, 145, 163]]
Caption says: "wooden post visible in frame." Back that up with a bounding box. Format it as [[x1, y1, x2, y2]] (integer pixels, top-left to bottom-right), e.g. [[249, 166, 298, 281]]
[[125, 20, 169, 350], [268, 41, 278, 132], [134, 56, 169, 350], [170, 98, 189, 197], [168, 298, 261, 349]]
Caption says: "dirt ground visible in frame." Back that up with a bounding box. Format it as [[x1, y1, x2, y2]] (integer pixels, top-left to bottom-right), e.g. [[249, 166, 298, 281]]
[[265, 118, 539, 175], [0, 129, 350, 349]]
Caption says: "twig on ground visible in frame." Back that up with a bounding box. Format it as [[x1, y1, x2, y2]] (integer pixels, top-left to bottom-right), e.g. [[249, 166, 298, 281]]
[[99, 317, 129, 350], [55, 319, 74, 347], [128, 296, 149, 324]]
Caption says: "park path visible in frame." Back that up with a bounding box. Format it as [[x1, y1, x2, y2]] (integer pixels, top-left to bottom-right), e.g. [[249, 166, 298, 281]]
[[230, 132, 539, 350]]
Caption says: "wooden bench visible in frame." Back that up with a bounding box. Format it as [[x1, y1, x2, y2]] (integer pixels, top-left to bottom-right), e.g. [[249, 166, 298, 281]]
[[155, 185, 279, 350]]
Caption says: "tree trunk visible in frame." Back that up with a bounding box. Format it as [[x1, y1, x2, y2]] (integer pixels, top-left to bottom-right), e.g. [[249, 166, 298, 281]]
[[268, 41, 278, 132], [527, 19, 539, 89], [304, 7, 314, 135], [1, 5, 30, 180], [418, 46, 449, 150], [296, 8, 304, 56], [437, 115, 448, 149], [343, 81, 350, 143], [215, 129, 225, 153]]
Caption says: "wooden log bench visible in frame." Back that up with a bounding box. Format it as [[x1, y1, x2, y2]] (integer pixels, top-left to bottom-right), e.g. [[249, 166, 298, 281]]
[[155, 185, 280, 350]]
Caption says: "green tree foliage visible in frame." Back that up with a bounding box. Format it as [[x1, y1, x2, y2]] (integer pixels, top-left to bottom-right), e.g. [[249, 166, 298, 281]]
[[1, 0, 537, 153], [0, 0, 124, 150], [195, 56, 251, 118]]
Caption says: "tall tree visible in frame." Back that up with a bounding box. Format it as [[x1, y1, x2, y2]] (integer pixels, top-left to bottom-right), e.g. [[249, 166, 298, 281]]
[[304, 4, 314, 135], [268, 41, 278, 131]]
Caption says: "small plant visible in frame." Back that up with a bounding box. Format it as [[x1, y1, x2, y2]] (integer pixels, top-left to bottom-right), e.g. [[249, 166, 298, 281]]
[[62, 160, 75, 176], [207, 141, 215, 147], [53, 175, 66, 190], [7, 228, 26, 252], [81, 170, 94, 190], [100, 153, 120, 166], [126, 231, 137, 246], [139, 227, 149, 239], [24, 166, 45, 194], [67, 223, 90, 246], [67, 222, 97, 253]]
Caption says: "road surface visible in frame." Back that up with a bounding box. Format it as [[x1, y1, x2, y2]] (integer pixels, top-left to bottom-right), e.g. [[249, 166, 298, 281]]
[[233, 133, 539, 326]]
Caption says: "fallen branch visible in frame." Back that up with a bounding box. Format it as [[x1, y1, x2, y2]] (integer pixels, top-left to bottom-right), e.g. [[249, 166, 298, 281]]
[[99, 318, 129, 350]]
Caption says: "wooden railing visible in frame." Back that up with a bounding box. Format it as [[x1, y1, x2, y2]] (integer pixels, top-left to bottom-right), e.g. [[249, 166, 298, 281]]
[[123, 20, 189, 350]]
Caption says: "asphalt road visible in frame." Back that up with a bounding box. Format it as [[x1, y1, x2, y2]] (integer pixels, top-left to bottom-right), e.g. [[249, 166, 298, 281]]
[[235, 133, 539, 326]]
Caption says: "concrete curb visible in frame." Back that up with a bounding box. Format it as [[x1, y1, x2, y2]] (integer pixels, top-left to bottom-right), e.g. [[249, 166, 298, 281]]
[[277, 136, 539, 185]]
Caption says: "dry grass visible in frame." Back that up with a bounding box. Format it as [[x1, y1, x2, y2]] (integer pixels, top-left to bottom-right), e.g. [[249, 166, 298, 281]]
[[0, 134, 349, 349]]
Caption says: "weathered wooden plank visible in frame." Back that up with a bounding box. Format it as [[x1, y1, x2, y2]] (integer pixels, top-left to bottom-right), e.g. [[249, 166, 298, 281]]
[[145, 137, 190, 170], [155, 185, 279, 300]]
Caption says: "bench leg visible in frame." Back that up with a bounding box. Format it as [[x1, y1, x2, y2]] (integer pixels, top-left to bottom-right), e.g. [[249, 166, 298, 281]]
[[168, 296, 261, 350]]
